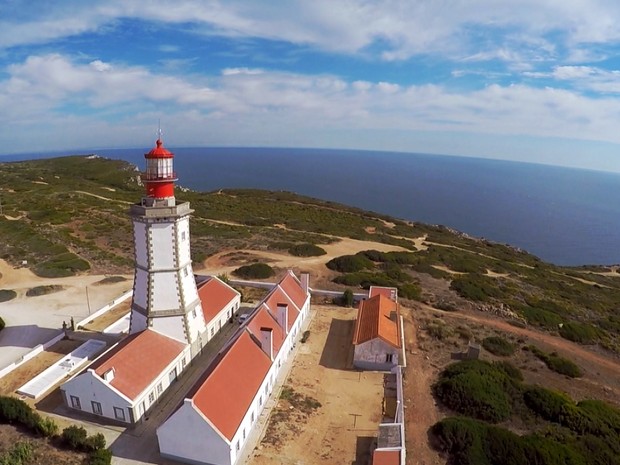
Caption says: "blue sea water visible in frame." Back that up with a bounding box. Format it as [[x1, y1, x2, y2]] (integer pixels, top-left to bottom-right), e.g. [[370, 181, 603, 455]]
[[3, 147, 620, 266]]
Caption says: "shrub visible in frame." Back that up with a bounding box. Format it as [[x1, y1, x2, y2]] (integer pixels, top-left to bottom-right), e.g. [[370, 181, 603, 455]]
[[62, 425, 88, 450], [433, 360, 520, 423], [88, 448, 113, 465], [326, 254, 374, 272], [84, 433, 106, 451], [0, 289, 17, 303], [232, 263, 275, 279], [398, 282, 422, 300], [288, 243, 326, 257], [482, 336, 516, 356], [450, 275, 504, 302], [559, 322, 599, 344], [528, 345, 582, 378], [342, 289, 354, 307], [523, 386, 573, 423], [301, 330, 310, 343]]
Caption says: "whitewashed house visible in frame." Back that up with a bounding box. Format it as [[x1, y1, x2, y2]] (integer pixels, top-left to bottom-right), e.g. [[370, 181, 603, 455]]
[[60, 329, 190, 423], [197, 276, 241, 343], [157, 271, 311, 465], [352, 286, 402, 371]]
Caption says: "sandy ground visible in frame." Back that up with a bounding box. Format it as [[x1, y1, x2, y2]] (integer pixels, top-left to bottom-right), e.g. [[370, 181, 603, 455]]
[[204, 236, 413, 285], [0, 259, 132, 370], [250, 305, 384, 465]]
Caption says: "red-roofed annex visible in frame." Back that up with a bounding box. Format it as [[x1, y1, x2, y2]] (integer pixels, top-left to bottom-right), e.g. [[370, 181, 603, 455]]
[[353, 286, 403, 371]]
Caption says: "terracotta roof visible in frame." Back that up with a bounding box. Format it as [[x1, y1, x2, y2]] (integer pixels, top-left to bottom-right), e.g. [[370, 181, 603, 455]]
[[372, 449, 400, 465], [279, 272, 308, 310], [352, 294, 401, 348], [192, 331, 271, 440], [91, 329, 186, 400], [197, 276, 240, 323], [264, 286, 299, 332], [247, 305, 286, 355], [369, 286, 398, 300]]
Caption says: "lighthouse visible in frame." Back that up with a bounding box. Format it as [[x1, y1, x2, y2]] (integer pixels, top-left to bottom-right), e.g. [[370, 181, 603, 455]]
[[128, 135, 207, 350]]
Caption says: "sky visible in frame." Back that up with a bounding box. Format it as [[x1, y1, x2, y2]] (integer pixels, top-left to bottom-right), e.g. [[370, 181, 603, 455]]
[[3, 1, 620, 171]]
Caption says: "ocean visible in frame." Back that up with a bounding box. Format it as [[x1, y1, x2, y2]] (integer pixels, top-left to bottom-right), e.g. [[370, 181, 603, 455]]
[[3, 147, 620, 266]]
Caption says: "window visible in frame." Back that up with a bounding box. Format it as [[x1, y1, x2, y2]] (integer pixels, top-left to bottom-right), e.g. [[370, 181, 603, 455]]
[[157, 383, 163, 394], [169, 368, 177, 383], [259, 395, 263, 407], [149, 391, 155, 404], [91, 401, 102, 415], [251, 411, 255, 423], [210, 327, 215, 337], [236, 440, 240, 452], [114, 407, 125, 421], [70, 396, 81, 410], [183, 267, 189, 277], [181, 231, 187, 241], [243, 428, 246, 440], [182, 357, 187, 369], [192, 308, 197, 318], [386, 353, 394, 363]]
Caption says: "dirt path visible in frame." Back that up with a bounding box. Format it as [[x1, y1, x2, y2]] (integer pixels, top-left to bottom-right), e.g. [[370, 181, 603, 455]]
[[402, 310, 442, 465]]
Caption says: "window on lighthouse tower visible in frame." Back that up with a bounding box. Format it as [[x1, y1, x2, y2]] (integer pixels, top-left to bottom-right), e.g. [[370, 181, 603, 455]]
[[146, 158, 173, 179]]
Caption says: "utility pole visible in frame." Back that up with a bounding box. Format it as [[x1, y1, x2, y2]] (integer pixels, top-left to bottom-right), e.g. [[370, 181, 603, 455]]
[[86, 285, 92, 315]]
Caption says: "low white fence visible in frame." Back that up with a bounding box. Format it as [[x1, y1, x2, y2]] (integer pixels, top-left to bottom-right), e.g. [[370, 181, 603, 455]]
[[0, 331, 65, 380], [76, 289, 133, 328]]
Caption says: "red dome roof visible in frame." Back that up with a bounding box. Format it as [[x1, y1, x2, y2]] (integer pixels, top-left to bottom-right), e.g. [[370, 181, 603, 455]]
[[145, 139, 173, 159]]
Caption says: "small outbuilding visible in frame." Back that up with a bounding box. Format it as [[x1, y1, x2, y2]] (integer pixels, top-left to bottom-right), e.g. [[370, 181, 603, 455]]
[[352, 287, 402, 371]]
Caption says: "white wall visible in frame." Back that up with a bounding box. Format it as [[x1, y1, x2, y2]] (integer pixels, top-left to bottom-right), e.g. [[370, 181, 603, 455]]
[[353, 339, 399, 371], [133, 221, 148, 268], [205, 296, 239, 342], [61, 370, 132, 423], [158, 400, 232, 465], [151, 272, 180, 310], [151, 316, 187, 343], [176, 217, 192, 267], [151, 223, 175, 270]]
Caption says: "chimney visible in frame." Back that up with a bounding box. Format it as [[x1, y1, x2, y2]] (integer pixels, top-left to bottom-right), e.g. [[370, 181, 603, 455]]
[[300, 272, 310, 295], [277, 303, 289, 335], [260, 327, 274, 360]]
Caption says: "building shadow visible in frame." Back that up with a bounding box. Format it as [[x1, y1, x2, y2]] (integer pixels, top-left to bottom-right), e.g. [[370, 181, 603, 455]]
[[0, 325, 62, 348], [318, 319, 355, 370], [352, 435, 375, 465]]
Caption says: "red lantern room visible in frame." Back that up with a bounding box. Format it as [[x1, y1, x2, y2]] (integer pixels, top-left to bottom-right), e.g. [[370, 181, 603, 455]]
[[142, 138, 178, 200]]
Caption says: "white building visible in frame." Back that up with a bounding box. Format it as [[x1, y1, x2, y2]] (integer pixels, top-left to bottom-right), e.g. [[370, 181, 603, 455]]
[[61, 329, 190, 423], [157, 271, 310, 465], [352, 286, 402, 371]]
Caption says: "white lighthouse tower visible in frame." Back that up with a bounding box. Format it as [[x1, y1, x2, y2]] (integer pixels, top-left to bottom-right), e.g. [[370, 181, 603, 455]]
[[128, 134, 207, 349]]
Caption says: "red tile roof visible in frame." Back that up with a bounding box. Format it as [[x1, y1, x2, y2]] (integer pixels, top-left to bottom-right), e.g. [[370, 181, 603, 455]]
[[372, 449, 400, 465], [279, 271, 308, 310], [197, 277, 239, 323], [369, 286, 398, 300], [264, 286, 299, 332], [247, 305, 285, 355], [192, 331, 271, 440], [352, 294, 401, 348], [91, 329, 186, 400]]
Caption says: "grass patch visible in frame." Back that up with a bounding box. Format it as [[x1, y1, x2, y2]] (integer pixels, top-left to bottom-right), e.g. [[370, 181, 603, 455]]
[[288, 243, 327, 257], [526, 345, 583, 378], [482, 336, 516, 356], [25, 285, 64, 297], [0, 289, 17, 302], [232, 263, 275, 279]]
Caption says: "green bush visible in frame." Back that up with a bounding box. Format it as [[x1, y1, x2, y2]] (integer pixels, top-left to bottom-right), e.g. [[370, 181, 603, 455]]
[[433, 360, 521, 423], [0, 441, 34, 465], [288, 243, 326, 257], [398, 282, 422, 300], [232, 263, 275, 279], [88, 448, 113, 465], [559, 322, 600, 344], [326, 254, 374, 272], [62, 425, 88, 450], [482, 336, 516, 356], [0, 289, 17, 303], [450, 275, 504, 302], [342, 289, 354, 307], [528, 346, 582, 378]]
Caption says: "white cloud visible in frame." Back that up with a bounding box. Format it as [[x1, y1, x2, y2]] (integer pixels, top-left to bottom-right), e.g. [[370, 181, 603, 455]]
[[5, 0, 620, 68], [4, 53, 620, 157]]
